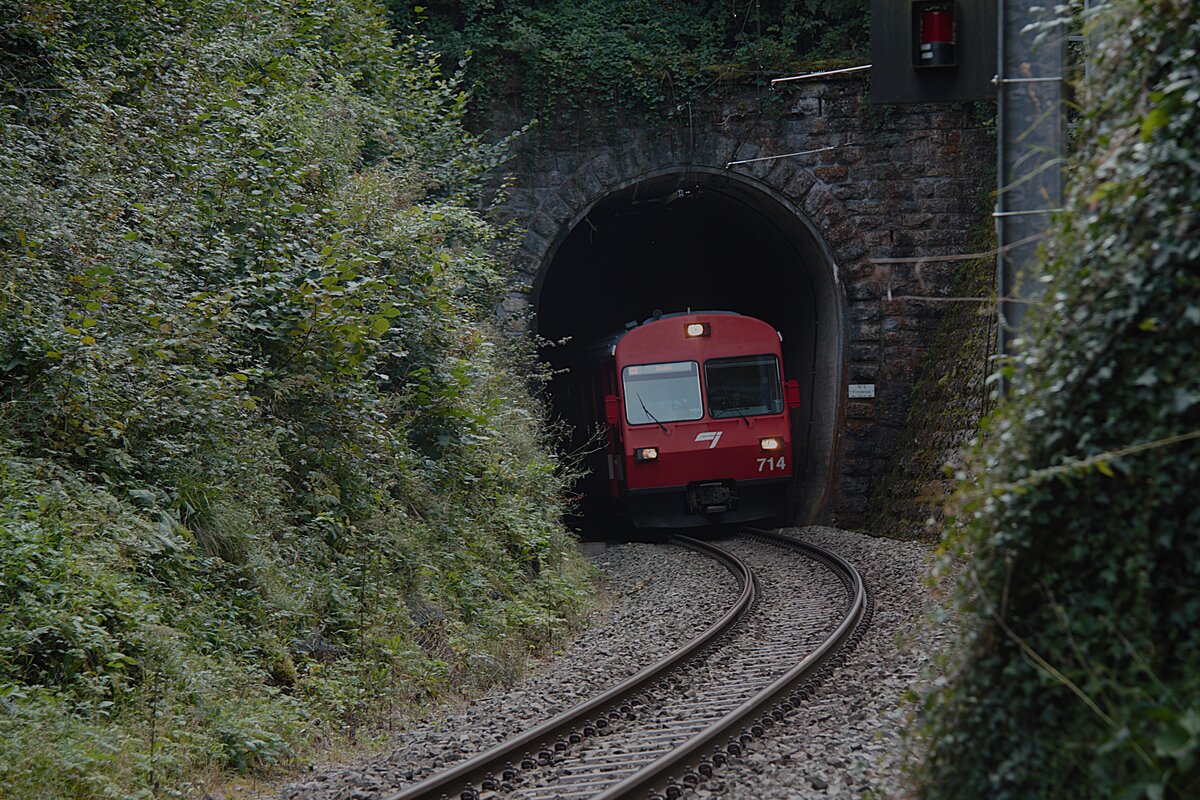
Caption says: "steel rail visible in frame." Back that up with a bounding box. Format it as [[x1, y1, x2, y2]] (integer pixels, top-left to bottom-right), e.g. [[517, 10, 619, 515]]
[[592, 527, 868, 800], [380, 536, 755, 800]]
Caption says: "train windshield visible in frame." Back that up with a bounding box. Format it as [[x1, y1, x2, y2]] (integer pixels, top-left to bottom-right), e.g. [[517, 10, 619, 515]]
[[705, 355, 784, 418], [622, 361, 703, 424]]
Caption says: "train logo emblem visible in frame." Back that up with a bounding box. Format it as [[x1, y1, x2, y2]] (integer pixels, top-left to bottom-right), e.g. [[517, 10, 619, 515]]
[[694, 431, 723, 449]]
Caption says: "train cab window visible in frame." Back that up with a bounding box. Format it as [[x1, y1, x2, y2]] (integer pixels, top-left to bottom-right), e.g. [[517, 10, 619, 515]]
[[622, 361, 703, 424], [705, 355, 784, 418]]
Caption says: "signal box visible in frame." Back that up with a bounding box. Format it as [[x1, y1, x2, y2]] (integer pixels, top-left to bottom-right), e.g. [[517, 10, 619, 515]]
[[870, 0, 997, 104]]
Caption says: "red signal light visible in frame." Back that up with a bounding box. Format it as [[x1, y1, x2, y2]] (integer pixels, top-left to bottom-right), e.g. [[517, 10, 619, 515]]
[[918, 4, 956, 67]]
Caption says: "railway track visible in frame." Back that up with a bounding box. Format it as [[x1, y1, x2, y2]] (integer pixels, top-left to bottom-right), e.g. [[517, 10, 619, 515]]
[[382, 528, 869, 800]]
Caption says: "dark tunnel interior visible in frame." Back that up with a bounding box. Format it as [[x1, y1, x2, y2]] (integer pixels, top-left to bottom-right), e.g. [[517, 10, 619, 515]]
[[534, 170, 843, 531], [536, 177, 814, 346]]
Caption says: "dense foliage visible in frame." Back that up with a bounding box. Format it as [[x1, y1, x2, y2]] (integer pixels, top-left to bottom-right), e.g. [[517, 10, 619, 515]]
[[921, 1, 1200, 797], [0, 1, 591, 796], [387, 0, 869, 121]]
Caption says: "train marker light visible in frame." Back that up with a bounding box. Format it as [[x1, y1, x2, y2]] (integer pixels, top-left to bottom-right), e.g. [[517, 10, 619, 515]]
[[634, 447, 659, 463], [760, 437, 784, 452], [685, 322, 711, 338]]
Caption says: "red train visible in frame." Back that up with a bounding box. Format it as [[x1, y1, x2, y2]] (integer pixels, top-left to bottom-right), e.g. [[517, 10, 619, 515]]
[[564, 311, 800, 529]]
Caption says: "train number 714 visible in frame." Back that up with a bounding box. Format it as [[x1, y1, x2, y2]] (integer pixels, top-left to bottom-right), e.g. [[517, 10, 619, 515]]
[[757, 457, 786, 472]]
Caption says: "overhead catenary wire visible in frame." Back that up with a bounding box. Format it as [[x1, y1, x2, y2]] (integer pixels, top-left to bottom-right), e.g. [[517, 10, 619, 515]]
[[726, 144, 843, 168], [724, 132, 915, 168], [886, 295, 1044, 305], [771, 64, 872, 84], [871, 232, 1055, 305], [993, 208, 1065, 218], [867, 231, 1052, 265], [992, 75, 1065, 84]]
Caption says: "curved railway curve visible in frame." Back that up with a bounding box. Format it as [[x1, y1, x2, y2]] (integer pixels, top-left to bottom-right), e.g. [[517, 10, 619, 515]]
[[381, 529, 870, 800]]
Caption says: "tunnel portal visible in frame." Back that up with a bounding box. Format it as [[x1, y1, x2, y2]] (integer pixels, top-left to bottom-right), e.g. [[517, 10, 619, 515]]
[[534, 168, 846, 530]]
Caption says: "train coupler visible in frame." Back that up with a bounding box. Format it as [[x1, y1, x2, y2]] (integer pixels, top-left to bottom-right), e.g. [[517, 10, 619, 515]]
[[688, 481, 738, 514]]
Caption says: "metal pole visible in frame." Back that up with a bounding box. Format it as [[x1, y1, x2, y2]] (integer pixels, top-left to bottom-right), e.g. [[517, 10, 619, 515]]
[[996, 0, 1066, 395]]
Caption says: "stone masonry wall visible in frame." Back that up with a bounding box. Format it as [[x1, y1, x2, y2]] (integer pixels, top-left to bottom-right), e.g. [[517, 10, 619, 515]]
[[486, 78, 994, 528]]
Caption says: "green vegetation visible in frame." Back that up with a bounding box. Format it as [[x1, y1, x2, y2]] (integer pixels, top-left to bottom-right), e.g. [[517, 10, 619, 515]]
[[921, 1, 1200, 797], [0, 1, 591, 797], [388, 0, 869, 121]]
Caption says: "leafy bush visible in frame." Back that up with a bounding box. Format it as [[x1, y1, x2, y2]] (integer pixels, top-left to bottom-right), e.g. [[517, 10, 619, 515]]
[[0, 1, 592, 796], [920, 1, 1200, 798]]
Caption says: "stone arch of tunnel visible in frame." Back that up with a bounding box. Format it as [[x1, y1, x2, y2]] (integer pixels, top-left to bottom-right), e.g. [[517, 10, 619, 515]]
[[533, 166, 847, 529]]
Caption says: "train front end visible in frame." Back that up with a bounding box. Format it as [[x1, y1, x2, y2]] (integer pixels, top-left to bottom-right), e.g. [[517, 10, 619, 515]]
[[606, 313, 799, 528]]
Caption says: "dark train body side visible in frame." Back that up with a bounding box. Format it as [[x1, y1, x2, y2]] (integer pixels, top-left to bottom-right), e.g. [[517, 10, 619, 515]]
[[566, 311, 800, 530]]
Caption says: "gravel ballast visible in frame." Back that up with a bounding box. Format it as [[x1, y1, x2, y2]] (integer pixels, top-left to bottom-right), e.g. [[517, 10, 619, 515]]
[[696, 526, 952, 799], [267, 526, 950, 800]]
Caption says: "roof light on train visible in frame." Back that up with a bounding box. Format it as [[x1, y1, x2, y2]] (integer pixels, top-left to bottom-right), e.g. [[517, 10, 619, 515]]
[[759, 437, 784, 452], [634, 447, 659, 462], [685, 322, 711, 338]]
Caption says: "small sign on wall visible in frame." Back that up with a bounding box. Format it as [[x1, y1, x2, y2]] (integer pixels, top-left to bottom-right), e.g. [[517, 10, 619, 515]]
[[849, 383, 876, 399]]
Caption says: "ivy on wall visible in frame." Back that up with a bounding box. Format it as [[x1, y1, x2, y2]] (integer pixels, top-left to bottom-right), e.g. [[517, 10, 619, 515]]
[[865, 225, 998, 540], [386, 0, 870, 120]]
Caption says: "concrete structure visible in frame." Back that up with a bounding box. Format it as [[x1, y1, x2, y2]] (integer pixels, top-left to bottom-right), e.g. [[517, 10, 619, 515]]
[[488, 78, 993, 527]]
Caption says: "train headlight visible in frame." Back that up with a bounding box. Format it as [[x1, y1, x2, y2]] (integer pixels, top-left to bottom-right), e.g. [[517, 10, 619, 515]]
[[634, 447, 659, 462], [685, 322, 711, 338], [759, 437, 784, 452]]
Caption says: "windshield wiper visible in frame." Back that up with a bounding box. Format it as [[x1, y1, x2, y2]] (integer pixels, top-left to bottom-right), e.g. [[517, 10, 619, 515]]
[[712, 407, 752, 426], [637, 393, 669, 434]]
